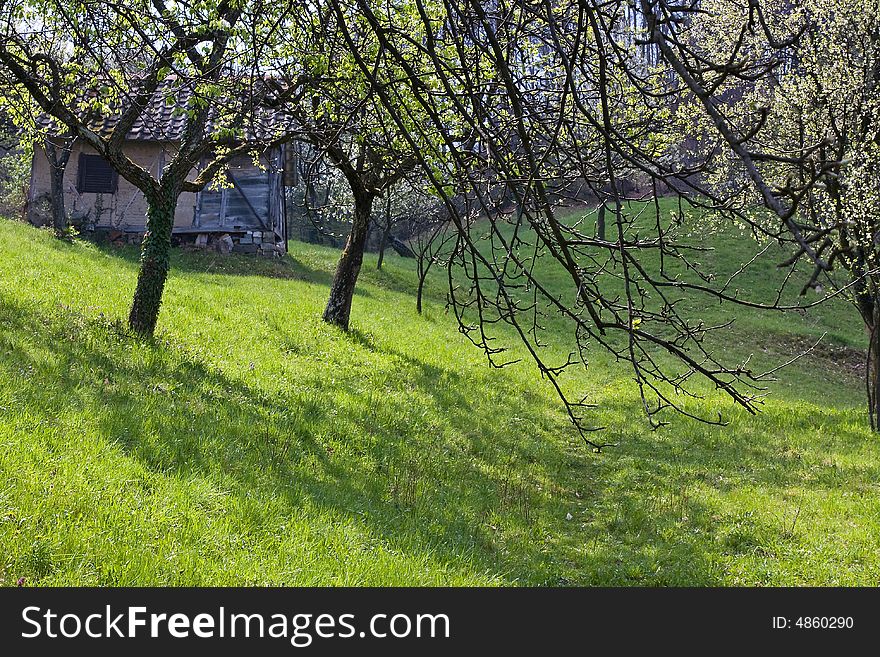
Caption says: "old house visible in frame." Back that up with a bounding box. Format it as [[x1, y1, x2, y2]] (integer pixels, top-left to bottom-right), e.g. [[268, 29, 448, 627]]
[[26, 91, 289, 256]]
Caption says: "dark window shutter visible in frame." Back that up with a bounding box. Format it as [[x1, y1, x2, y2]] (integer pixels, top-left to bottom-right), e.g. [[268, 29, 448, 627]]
[[76, 154, 118, 193]]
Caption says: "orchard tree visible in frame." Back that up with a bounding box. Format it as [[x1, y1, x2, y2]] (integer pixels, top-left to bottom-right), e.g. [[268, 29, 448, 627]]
[[329, 0, 837, 442], [375, 177, 428, 271], [408, 202, 454, 315], [646, 0, 880, 427], [0, 90, 33, 219], [263, 3, 418, 330], [0, 0, 307, 336], [0, 29, 75, 236]]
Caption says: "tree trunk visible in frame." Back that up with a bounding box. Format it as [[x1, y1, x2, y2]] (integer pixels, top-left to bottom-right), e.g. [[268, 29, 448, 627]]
[[416, 265, 426, 314], [377, 221, 391, 270], [127, 188, 178, 337], [44, 139, 71, 238], [377, 194, 392, 270], [869, 312, 880, 432], [597, 204, 606, 241], [49, 164, 66, 237], [323, 191, 374, 330]]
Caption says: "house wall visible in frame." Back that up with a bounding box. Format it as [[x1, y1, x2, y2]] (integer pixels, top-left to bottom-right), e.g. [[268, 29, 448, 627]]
[[193, 150, 284, 237], [29, 140, 198, 231]]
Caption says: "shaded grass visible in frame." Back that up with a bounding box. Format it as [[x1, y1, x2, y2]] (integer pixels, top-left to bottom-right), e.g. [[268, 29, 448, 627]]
[[0, 215, 878, 586]]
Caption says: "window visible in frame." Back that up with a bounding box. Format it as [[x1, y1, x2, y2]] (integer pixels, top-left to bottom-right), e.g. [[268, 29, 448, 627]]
[[76, 153, 117, 193]]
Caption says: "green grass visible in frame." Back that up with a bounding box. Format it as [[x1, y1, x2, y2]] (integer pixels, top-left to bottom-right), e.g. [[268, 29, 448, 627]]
[[0, 206, 878, 587]]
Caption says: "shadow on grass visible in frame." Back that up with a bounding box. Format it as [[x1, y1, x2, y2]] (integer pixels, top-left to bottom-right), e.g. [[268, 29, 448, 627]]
[[88, 240, 340, 288], [4, 291, 878, 585], [0, 294, 782, 585], [5, 224, 879, 583]]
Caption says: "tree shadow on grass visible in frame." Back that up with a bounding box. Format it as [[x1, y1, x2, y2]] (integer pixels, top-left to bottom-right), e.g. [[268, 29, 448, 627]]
[[1, 296, 875, 585], [89, 240, 341, 288]]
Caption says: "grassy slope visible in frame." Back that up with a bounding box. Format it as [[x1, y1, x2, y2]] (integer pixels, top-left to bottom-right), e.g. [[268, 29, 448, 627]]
[[0, 209, 877, 586]]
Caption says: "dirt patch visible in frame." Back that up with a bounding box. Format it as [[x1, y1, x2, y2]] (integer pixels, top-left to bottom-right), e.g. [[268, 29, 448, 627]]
[[773, 335, 865, 380]]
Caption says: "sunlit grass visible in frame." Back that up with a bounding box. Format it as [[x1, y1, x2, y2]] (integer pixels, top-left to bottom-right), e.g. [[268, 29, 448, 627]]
[[0, 211, 877, 586]]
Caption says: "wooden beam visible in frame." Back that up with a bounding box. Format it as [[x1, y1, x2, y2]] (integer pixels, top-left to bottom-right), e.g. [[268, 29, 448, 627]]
[[219, 187, 228, 226], [227, 169, 268, 228], [194, 191, 202, 227]]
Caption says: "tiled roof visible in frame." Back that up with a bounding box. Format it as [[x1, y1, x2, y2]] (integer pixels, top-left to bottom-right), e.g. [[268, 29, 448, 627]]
[[39, 77, 292, 143]]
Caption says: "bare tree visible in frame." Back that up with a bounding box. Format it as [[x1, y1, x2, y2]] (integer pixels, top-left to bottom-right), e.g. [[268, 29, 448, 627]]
[[374, 177, 433, 271], [410, 210, 454, 315], [326, 0, 836, 443]]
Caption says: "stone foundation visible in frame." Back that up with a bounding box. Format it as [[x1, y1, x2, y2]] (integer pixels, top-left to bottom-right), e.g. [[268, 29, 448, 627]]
[[96, 228, 286, 256]]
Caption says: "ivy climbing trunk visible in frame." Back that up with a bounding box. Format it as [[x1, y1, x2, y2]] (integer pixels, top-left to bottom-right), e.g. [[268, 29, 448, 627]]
[[127, 187, 179, 337], [323, 191, 375, 330]]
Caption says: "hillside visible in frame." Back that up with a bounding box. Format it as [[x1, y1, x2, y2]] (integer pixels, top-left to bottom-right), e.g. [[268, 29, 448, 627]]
[[0, 214, 878, 586]]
